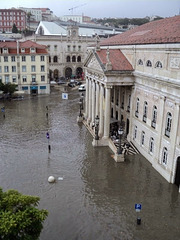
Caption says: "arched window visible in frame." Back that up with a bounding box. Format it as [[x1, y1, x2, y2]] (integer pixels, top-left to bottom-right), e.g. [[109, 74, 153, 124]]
[[66, 56, 70, 62], [138, 59, 143, 65], [141, 131, 145, 146], [53, 56, 58, 63], [146, 60, 152, 67], [155, 61, 162, 68], [162, 147, 168, 166], [72, 56, 76, 62], [165, 112, 172, 137], [77, 56, 81, 62], [151, 105, 157, 128], [149, 137, 154, 154], [143, 101, 148, 122], [135, 98, 139, 117]]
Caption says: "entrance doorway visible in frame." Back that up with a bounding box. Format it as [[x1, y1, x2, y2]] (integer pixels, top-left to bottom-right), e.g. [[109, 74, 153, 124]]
[[126, 119, 129, 135], [174, 157, 180, 188]]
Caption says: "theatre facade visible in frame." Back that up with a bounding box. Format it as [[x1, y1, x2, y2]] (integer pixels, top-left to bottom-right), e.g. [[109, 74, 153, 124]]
[[84, 15, 180, 187]]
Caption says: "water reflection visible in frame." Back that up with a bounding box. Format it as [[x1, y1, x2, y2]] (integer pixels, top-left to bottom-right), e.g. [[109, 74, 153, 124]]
[[0, 92, 179, 240]]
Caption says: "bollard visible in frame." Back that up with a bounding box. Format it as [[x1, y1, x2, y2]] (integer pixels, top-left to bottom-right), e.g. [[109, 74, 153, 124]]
[[137, 217, 141, 225]]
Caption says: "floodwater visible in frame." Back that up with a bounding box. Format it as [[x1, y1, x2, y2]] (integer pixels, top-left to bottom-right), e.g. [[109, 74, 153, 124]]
[[0, 89, 179, 240]]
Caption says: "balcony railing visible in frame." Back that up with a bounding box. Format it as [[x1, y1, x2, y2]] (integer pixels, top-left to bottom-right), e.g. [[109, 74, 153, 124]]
[[143, 115, 147, 123], [165, 128, 170, 138], [151, 120, 156, 128], [135, 111, 139, 118]]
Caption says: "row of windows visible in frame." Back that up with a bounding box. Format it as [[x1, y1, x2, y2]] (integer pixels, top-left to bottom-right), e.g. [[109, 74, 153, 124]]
[[0, 75, 46, 83], [134, 127, 168, 166], [135, 98, 172, 138], [66, 56, 81, 63], [138, 59, 162, 68], [47, 45, 81, 52], [0, 11, 25, 16], [0, 16, 25, 21], [0, 55, 45, 62], [0, 65, 45, 73], [111, 92, 131, 112]]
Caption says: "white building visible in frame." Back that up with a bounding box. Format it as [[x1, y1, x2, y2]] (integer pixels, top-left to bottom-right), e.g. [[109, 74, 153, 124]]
[[84, 15, 180, 189]]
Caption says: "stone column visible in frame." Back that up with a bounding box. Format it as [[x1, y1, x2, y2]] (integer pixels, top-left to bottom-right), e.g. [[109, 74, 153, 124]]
[[103, 86, 111, 139], [85, 77, 89, 119], [91, 81, 95, 126], [127, 86, 135, 142], [95, 82, 100, 117], [88, 79, 92, 124], [99, 84, 104, 138]]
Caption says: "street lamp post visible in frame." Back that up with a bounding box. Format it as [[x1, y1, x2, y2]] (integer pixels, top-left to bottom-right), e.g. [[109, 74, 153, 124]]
[[117, 126, 123, 154], [79, 99, 83, 117], [95, 115, 99, 140]]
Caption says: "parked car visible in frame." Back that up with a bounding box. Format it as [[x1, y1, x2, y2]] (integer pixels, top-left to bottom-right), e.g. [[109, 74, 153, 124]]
[[78, 84, 86, 91], [68, 82, 76, 87]]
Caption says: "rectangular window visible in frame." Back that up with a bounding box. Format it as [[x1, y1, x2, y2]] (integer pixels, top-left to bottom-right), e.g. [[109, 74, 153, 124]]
[[54, 45, 57, 50], [5, 75, 9, 83], [31, 55, 35, 61], [73, 45, 76, 51], [31, 48, 35, 53], [4, 66, 9, 72], [31, 65, 36, 72], [12, 76, 16, 82], [41, 65, 45, 72], [22, 66, 26, 72], [22, 56, 26, 62], [11, 56, 16, 62], [40, 56, 45, 61], [32, 75, 36, 82], [3, 48, 8, 53], [78, 46, 81, 51], [67, 45, 70, 51], [21, 48, 25, 53], [41, 75, 45, 81], [22, 76, 27, 82], [12, 66, 16, 72], [4, 56, 8, 62]]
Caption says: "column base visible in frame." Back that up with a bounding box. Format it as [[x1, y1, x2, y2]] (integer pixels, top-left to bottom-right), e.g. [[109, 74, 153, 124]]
[[113, 153, 125, 162], [77, 116, 83, 123]]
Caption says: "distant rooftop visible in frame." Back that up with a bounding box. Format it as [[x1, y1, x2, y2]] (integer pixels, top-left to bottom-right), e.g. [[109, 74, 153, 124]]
[[100, 15, 180, 46]]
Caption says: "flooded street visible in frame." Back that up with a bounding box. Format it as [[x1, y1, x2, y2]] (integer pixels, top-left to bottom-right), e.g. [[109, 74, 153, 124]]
[[0, 89, 179, 240]]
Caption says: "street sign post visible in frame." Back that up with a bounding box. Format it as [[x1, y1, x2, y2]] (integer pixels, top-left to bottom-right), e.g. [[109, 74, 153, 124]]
[[135, 203, 142, 225]]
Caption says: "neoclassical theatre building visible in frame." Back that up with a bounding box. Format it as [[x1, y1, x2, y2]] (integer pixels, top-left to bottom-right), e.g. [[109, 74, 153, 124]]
[[84, 15, 180, 187]]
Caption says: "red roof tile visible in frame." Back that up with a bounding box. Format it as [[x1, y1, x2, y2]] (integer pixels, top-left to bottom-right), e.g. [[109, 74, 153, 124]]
[[0, 40, 48, 54], [100, 15, 180, 46], [96, 49, 133, 71]]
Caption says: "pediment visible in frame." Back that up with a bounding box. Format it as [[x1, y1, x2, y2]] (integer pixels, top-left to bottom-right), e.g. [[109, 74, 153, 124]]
[[86, 53, 104, 73]]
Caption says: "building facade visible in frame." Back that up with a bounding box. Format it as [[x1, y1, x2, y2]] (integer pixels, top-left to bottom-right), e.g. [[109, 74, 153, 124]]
[[29, 24, 97, 80], [84, 16, 180, 188], [0, 9, 26, 33], [0, 40, 50, 94]]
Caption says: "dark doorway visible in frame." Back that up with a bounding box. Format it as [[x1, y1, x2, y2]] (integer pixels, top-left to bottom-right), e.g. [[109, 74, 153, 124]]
[[174, 157, 180, 188]]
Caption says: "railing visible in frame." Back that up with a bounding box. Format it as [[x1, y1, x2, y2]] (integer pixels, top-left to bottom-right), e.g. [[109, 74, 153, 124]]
[[143, 115, 147, 123], [135, 111, 139, 118], [165, 128, 170, 138], [151, 120, 156, 128]]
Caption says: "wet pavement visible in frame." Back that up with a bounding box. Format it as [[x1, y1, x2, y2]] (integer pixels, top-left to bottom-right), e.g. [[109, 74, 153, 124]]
[[0, 89, 179, 240]]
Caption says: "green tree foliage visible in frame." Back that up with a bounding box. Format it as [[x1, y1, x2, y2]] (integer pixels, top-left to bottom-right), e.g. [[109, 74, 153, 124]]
[[0, 83, 17, 96], [0, 188, 48, 240], [12, 24, 18, 33]]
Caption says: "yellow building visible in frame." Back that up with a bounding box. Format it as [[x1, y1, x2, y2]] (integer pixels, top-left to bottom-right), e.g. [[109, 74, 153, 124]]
[[0, 40, 50, 95]]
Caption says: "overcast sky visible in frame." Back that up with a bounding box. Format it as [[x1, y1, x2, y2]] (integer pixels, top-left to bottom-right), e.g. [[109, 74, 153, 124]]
[[1, 0, 180, 18]]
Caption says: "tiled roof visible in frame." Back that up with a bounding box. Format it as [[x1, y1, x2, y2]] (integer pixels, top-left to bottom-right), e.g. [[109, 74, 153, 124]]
[[96, 49, 133, 71], [100, 15, 180, 46], [0, 40, 48, 54]]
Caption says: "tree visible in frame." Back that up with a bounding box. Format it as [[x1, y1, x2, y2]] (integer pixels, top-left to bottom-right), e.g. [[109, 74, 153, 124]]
[[0, 83, 17, 97], [12, 24, 18, 33], [0, 188, 48, 240]]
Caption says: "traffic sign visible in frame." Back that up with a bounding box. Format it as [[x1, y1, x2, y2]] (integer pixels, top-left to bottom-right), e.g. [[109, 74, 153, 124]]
[[135, 204, 142, 212]]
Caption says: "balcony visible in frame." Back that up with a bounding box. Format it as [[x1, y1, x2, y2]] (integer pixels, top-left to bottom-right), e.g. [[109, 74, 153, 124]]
[[151, 120, 156, 128], [135, 111, 139, 118], [165, 128, 170, 138]]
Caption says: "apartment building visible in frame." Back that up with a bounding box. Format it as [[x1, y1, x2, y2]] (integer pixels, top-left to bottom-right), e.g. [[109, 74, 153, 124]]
[[0, 40, 50, 95], [0, 9, 26, 33]]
